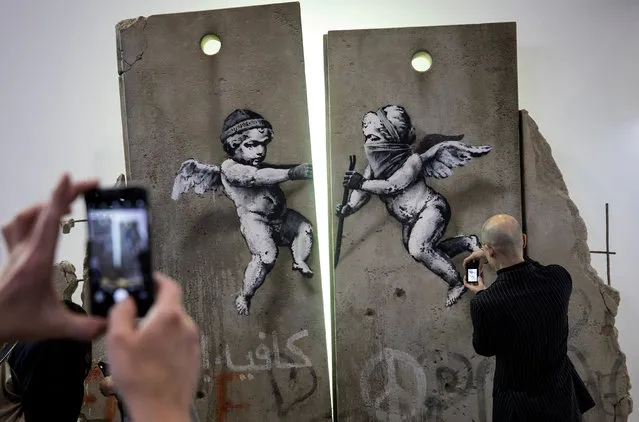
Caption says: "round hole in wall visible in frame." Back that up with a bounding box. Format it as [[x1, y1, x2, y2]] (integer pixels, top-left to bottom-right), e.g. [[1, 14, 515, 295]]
[[411, 51, 433, 72], [200, 34, 221, 56]]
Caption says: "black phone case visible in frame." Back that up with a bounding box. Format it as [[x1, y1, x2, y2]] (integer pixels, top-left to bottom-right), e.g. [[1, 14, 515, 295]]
[[466, 260, 480, 284], [85, 186, 154, 318]]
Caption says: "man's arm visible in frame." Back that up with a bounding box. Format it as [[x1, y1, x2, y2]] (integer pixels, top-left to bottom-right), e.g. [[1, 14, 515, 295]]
[[469, 294, 501, 357], [358, 155, 421, 195], [10, 338, 91, 421]]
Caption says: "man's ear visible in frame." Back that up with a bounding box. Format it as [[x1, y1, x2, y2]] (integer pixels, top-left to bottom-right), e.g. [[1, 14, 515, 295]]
[[522, 234, 527, 249], [484, 244, 494, 258]]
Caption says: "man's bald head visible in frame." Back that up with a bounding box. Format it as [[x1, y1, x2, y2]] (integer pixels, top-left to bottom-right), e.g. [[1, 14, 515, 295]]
[[480, 214, 525, 259]]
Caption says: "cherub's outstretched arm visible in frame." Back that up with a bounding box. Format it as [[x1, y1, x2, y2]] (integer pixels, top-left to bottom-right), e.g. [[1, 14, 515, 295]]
[[344, 155, 421, 195], [224, 162, 312, 187]]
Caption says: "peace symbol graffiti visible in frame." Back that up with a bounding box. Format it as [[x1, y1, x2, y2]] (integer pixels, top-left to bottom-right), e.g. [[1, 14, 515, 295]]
[[360, 348, 428, 421]]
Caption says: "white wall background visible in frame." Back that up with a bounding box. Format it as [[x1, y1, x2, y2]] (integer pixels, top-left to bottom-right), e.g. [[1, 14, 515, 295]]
[[0, 0, 636, 418]]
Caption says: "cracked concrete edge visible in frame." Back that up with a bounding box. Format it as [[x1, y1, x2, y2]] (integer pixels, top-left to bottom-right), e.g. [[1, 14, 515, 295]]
[[115, 16, 147, 32], [522, 110, 621, 307], [116, 17, 148, 76], [521, 109, 633, 419], [115, 17, 143, 179]]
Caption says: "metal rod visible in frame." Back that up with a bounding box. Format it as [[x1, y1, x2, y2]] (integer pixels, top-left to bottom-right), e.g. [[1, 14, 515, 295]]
[[590, 251, 617, 255], [605, 203, 610, 286]]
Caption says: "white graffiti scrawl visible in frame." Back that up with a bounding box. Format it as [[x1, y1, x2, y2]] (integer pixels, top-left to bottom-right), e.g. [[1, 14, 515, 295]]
[[215, 329, 313, 372]]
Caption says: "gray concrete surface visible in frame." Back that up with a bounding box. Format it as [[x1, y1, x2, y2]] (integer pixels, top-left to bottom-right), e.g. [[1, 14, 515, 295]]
[[521, 110, 632, 421], [53, 260, 79, 301], [326, 22, 520, 421], [117, 3, 330, 421]]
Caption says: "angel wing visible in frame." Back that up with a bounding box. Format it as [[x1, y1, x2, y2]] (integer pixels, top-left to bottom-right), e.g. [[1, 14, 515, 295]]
[[414, 133, 466, 155], [171, 159, 222, 200], [421, 140, 492, 179]]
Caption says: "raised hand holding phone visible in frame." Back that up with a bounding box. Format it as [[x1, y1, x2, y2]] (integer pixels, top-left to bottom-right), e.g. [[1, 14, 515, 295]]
[[0, 174, 106, 343], [466, 259, 480, 284], [106, 273, 200, 422], [464, 257, 487, 293], [85, 186, 154, 317]]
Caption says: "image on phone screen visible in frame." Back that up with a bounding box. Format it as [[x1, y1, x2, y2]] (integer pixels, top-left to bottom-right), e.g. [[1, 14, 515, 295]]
[[86, 189, 152, 316], [467, 268, 478, 283]]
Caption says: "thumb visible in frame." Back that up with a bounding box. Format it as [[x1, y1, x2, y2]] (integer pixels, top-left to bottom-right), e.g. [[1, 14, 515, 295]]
[[107, 298, 137, 340], [62, 313, 107, 341]]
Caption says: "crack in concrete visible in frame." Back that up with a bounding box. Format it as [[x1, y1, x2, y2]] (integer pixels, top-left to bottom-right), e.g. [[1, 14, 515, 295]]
[[118, 18, 148, 76], [599, 286, 615, 318], [611, 395, 628, 422]]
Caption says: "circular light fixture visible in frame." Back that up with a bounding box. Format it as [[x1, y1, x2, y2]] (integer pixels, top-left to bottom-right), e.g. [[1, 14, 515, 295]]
[[411, 51, 433, 72], [200, 34, 221, 56]]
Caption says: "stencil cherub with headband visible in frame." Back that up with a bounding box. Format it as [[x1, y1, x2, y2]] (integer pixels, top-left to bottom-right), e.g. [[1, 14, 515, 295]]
[[172, 109, 314, 316], [337, 104, 492, 306]]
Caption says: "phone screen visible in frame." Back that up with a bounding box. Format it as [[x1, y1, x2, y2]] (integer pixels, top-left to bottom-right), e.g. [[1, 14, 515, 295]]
[[85, 187, 153, 317], [466, 260, 479, 284], [467, 268, 478, 282]]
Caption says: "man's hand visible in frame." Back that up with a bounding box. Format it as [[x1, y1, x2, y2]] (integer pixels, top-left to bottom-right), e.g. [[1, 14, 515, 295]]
[[107, 273, 200, 422], [463, 249, 488, 293], [0, 174, 106, 343], [288, 163, 313, 180], [463, 274, 487, 293], [343, 170, 365, 189], [463, 248, 487, 269]]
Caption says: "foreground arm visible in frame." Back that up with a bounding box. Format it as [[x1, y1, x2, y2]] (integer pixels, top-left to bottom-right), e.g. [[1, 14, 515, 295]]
[[469, 295, 500, 357], [107, 273, 200, 422], [0, 174, 106, 344]]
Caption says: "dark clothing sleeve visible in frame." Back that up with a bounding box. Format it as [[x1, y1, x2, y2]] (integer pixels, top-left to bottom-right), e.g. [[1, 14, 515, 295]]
[[470, 292, 500, 357], [8, 337, 91, 422]]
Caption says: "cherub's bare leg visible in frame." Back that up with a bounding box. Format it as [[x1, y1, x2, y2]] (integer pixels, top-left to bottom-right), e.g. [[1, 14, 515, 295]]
[[291, 222, 313, 277], [236, 218, 278, 316], [406, 204, 466, 307], [438, 235, 481, 258], [280, 209, 314, 278]]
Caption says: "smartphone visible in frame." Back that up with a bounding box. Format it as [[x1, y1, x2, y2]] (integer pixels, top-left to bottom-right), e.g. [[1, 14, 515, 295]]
[[85, 186, 154, 317], [466, 259, 480, 285]]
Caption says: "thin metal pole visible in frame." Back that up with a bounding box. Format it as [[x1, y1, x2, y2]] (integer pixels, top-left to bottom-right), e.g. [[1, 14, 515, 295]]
[[605, 203, 611, 286]]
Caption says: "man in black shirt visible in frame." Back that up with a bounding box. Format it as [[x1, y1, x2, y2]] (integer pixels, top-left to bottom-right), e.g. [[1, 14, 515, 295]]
[[463, 214, 595, 422], [1, 300, 92, 421]]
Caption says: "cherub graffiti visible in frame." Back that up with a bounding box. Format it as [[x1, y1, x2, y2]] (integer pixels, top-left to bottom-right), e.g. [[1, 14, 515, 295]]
[[172, 109, 314, 316], [336, 104, 491, 307]]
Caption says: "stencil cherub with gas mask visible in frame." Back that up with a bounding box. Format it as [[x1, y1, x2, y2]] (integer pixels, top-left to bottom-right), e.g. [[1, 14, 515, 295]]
[[337, 104, 492, 306]]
